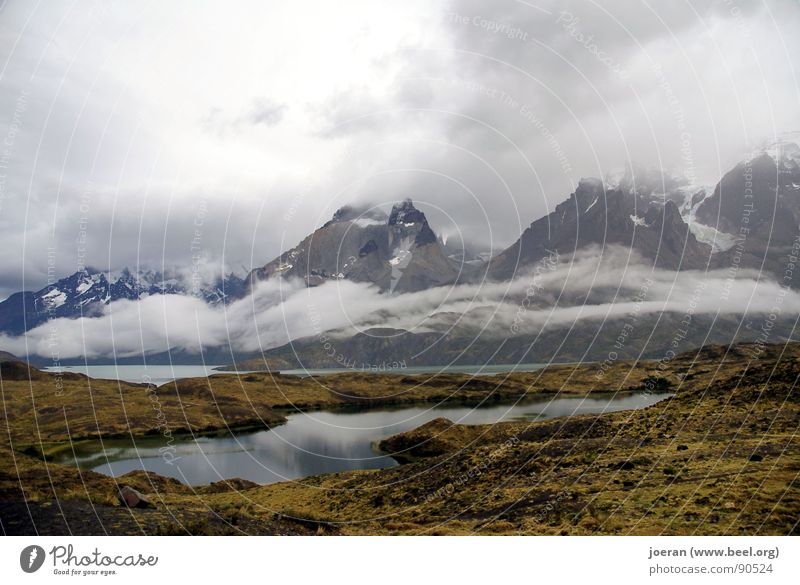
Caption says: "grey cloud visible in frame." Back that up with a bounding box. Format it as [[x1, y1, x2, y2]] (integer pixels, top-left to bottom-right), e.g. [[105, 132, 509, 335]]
[[201, 98, 287, 136], [246, 98, 286, 126], [0, 0, 798, 300]]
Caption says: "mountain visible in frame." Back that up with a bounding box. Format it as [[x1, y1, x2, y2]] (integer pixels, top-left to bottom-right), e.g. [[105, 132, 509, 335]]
[[487, 177, 713, 280], [229, 311, 798, 371], [0, 268, 245, 335], [245, 199, 463, 293], [695, 142, 800, 233], [487, 138, 800, 283], [690, 142, 800, 287], [235, 143, 800, 370], [3, 140, 799, 365]]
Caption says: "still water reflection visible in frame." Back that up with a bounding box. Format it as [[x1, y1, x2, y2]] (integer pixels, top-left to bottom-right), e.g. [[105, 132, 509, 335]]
[[56, 393, 670, 485]]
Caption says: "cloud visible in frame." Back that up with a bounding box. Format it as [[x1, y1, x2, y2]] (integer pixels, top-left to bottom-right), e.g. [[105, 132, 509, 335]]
[[0, 0, 798, 299], [2, 246, 797, 360], [201, 98, 287, 136], [245, 98, 287, 127]]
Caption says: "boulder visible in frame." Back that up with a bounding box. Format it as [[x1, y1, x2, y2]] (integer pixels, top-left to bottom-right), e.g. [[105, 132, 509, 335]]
[[117, 485, 153, 508]]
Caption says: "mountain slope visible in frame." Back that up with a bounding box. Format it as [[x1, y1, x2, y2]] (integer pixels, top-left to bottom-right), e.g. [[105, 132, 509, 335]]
[[245, 199, 461, 293], [0, 268, 245, 335], [230, 311, 796, 371], [235, 150, 800, 371], [488, 178, 713, 280], [692, 145, 800, 287]]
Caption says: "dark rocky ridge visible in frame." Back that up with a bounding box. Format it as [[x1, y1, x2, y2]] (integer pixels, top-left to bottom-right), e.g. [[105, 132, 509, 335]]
[[488, 178, 714, 280], [0, 268, 245, 335], [695, 149, 800, 288], [245, 199, 461, 293]]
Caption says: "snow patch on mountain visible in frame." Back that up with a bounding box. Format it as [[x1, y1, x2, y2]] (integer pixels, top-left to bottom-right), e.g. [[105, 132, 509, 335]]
[[76, 279, 93, 295], [389, 239, 414, 293], [41, 288, 67, 308], [0, 266, 247, 335], [673, 184, 738, 253], [629, 214, 647, 227], [686, 220, 737, 253]]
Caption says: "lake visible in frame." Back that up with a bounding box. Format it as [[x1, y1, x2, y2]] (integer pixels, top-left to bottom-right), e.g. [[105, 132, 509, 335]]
[[43, 362, 558, 385], [43, 364, 232, 385], [55, 392, 671, 486], [278, 363, 557, 377]]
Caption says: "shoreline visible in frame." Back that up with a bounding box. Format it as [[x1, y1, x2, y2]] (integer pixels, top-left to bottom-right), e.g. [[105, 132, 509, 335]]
[[1, 341, 797, 535], [211, 360, 588, 376], [21, 384, 669, 464], [42, 389, 672, 474]]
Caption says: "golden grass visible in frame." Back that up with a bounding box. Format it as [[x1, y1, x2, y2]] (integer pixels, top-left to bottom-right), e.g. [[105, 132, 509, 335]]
[[0, 342, 797, 535]]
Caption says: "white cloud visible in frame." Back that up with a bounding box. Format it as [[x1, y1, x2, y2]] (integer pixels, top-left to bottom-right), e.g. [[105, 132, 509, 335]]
[[2, 246, 797, 359]]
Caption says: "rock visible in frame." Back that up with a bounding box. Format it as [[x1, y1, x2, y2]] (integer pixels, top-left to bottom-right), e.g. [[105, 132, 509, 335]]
[[197, 478, 259, 494], [117, 486, 152, 508]]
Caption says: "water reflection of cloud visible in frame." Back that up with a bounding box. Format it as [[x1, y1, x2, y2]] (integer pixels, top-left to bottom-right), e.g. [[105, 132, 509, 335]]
[[76, 393, 668, 485]]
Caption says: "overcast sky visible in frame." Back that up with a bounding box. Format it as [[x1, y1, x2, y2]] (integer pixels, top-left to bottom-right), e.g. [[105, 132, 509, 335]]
[[0, 0, 798, 297]]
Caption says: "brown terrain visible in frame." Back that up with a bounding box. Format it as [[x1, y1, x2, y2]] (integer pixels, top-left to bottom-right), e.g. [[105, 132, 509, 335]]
[[0, 342, 797, 535]]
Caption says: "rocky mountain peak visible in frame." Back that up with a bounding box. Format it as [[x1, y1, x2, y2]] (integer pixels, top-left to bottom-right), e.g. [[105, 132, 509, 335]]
[[246, 197, 458, 293], [488, 174, 713, 279], [387, 199, 437, 247], [759, 133, 800, 171], [662, 199, 685, 223], [388, 198, 427, 226], [0, 267, 245, 335], [694, 151, 779, 234], [611, 166, 689, 198], [570, 178, 606, 214]]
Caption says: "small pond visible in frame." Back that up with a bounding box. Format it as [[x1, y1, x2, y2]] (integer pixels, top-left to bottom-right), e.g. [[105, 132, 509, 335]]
[[54, 392, 671, 485]]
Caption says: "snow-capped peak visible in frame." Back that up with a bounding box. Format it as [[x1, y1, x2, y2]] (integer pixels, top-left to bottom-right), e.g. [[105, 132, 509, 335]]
[[388, 199, 426, 226], [757, 133, 800, 170], [605, 165, 691, 197]]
